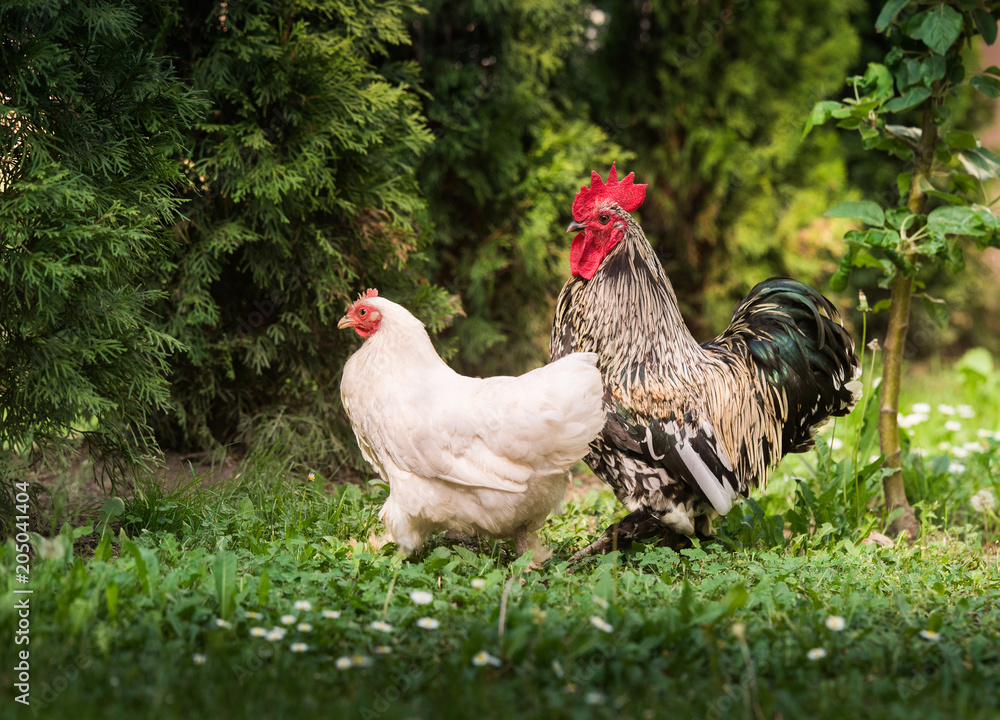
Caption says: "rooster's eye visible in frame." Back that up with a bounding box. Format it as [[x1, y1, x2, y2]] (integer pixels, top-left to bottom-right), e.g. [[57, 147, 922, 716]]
[[598, 214, 610, 224]]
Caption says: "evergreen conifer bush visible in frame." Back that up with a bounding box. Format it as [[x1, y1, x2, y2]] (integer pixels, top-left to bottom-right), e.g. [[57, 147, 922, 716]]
[[149, 0, 456, 470], [0, 0, 202, 502]]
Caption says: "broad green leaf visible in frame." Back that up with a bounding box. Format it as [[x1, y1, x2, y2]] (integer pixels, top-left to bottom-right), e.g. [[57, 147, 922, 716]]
[[970, 205, 999, 232], [894, 57, 923, 89], [866, 228, 901, 248], [884, 86, 931, 112], [213, 551, 238, 619], [958, 146, 1000, 180], [944, 130, 978, 149], [96, 496, 125, 538], [803, 100, 844, 139], [907, 6, 963, 55], [957, 347, 994, 381], [862, 63, 895, 101], [927, 205, 987, 238], [921, 295, 949, 329], [829, 256, 853, 292], [970, 74, 1000, 98], [876, 0, 911, 32], [851, 249, 884, 268], [896, 171, 912, 198], [885, 124, 922, 143], [824, 201, 885, 227], [974, 10, 999, 45], [921, 54, 947, 85], [984, 65, 1000, 78]]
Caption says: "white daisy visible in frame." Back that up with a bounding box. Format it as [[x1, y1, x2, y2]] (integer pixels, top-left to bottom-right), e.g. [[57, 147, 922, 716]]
[[825, 615, 846, 632], [266, 628, 287, 642], [307, 471, 316, 482], [294, 600, 313, 612], [945, 420, 962, 433], [912, 403, 931, 414], [322, 610, 341, 619], [949, 462, 967, 475], [249, 627, 267, 638], [335, 656, 353, 670], [590, 616, 613, 633], [937, 441, 952, 451], [374, 645, 393, 655], [297, 623, 313, 632], [472, 650, 502, 667], [280, 615, 297, 626], [952, 446, 969, 459], [977, 428, 994, 439], [957, 405, 975, 419], [470, 578, 486, 590], [370, 621, 393, 633], [214, 618, 232, 629], [192, 653, 207, 665], [290, 643, 308, 653], [351, 654, 372, 668], [585, 691, 607, 705], [551, 660, 565, 678], [829, 437, 844, 450], [938, 404, 956, 416], [246, 611, 262, 619], [592, 595, 610, 609], [416, 617, 440, 630], [807, 648, 827, 660], [920, 629, 941, 642], [409, 590, 433, 606]]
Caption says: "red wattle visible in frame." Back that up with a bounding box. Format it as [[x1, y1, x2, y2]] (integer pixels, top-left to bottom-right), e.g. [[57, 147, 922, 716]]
[[570, 232, 609, 280]]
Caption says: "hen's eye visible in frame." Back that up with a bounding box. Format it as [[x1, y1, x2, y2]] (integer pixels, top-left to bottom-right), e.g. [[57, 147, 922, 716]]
[[359, 308, 367, 317], [598, 213, 610, 224]]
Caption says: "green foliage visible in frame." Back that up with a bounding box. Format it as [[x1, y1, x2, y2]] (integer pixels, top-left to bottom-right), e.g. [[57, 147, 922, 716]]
[[572, 0, 864, 332], [0, 0, 202, 495], [6, 423, 999, 718], [147, 0, 456, 468], [401, 0, 620, 374], [810, 2, 1000, 294]]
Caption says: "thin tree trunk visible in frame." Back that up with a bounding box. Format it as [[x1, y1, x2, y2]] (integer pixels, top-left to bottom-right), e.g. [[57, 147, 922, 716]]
[[880, 99, 938, 540], [879, 272, 919, 539]]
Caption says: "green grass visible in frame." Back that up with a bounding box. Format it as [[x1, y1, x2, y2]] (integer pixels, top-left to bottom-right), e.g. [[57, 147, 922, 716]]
[[2, 352, 999, 720]]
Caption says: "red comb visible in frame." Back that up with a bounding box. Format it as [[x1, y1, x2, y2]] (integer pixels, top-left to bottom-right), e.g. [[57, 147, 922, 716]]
[[572, 162, 647, 221], [359, 288, 378, 300]]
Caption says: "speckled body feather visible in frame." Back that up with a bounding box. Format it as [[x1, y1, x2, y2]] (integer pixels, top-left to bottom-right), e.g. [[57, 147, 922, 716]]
[[551, 207, 861, 536]]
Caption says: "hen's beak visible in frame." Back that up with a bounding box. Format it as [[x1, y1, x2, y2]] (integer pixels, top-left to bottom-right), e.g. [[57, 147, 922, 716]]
[[337, 314, 354, 330], [566, 220, 587, 233]]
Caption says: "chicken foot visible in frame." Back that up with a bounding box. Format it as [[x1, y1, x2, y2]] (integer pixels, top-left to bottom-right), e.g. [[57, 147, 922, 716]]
[[568, 509, 690, 562]]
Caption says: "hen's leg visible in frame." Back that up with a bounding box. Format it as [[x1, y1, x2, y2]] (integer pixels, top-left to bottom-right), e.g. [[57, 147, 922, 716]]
[[514, 526, 553, 568], [569, 509, 689, 561]]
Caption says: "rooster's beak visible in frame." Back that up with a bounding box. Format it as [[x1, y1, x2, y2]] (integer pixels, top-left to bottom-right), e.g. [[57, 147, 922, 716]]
[[566, 220, 587, 233], [337, 314, 354, 330]]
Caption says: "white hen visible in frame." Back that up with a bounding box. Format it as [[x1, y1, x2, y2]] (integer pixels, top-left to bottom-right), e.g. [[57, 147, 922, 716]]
[[338, 289, 604, 560]]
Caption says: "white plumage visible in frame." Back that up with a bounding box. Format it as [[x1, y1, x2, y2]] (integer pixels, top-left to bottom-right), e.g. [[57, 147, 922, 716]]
[[338, 290, 605, 560]]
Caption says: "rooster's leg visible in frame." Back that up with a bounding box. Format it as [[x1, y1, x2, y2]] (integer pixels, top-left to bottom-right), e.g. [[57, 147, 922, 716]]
[[569, 509, 689, 562]]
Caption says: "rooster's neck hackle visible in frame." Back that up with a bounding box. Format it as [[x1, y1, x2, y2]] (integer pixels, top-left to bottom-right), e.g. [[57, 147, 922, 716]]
[[583, 212, 706, 385]]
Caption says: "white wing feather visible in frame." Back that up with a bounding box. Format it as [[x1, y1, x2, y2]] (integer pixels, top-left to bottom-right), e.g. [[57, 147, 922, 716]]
[[351, 353, 603, 493]]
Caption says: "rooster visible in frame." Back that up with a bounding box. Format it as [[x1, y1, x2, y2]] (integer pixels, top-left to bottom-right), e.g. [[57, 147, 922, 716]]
[[551, 165, 862, 556], [339, 289, 605, 561]]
